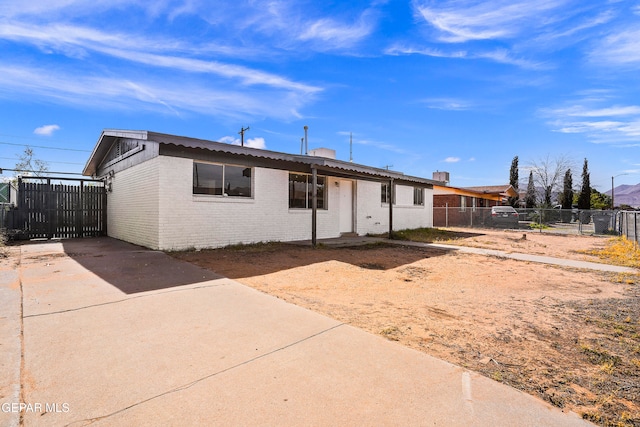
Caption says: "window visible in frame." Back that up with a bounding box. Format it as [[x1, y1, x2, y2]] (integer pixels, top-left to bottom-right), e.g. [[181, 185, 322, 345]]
[[413, 187, 424, 206], [289, 173, 326, 209], [460, 195, 466, 212], [193, 162, 252, 197], [472, 197, 477, 212], [381, 183, 391, 204]]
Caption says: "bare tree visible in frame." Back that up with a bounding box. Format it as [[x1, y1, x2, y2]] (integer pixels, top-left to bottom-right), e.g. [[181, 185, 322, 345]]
[[15, 147, 49, 177], [528, 154, 573, 207]]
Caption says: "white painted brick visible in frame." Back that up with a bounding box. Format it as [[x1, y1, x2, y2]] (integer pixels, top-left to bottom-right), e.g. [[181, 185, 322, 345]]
[[108, 156, 433, 250], [106, 157, 160, 249]]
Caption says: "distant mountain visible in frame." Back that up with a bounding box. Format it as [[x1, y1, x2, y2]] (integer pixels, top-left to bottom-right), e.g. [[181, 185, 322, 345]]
[[605, 183, 640, 208]]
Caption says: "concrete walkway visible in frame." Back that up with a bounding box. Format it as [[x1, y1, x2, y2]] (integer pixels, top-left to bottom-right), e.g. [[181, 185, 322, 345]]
[[0, 237, 595, 426], [397, 241, 637, 274], [295, 235, 637, 273]]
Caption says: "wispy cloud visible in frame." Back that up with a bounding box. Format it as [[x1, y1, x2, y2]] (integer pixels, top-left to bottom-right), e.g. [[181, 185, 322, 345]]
[[551, 105, 640, 117], [542, 97, 640, 144], [589, 26, 640, 66], [339, 131, 407, 154], [444, 157, 461, 163], [33, 124, 61, 136], [385, 44, 467, 58], [0, 22, 321, 94], [404, 1, 618, 70], [385, 44, 548, 70], [0, 12, 324, 120], [420, 97, 473, 111], [298, 14, 376, 50], [0, 65, 311, 120], [412, 0, 567, 43]]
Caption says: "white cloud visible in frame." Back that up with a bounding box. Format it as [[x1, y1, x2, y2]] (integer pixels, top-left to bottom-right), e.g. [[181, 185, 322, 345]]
[[350, 134, 407, 154], [385, 44, 547, 70], [413, 0, 566, 43], [0, 64, 312, 120], [245, 137, 266, 149], [589, 26, 640, 66], [552, 105, 640, 117], [421, 97, 473, 111], [298, 14, 375, 49], [475, 49, 549, 70], [444, 157, 461, 163], [219, 136, 267, 149], [543, 97, 640, 144], [385, 45, 465, 58], [33, 124, 60, 136], [0, 22, 321, 94]]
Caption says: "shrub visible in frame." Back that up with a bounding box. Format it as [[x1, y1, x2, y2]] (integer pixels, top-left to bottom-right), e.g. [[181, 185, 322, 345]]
[[588, 236, 640, 268]]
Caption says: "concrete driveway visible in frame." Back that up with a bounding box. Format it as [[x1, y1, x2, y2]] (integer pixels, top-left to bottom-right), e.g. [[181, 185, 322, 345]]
[[1, 237, 593, 426]]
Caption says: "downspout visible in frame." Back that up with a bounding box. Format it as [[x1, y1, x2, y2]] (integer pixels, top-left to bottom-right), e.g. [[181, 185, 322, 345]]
[[311, 166, 317, 247]]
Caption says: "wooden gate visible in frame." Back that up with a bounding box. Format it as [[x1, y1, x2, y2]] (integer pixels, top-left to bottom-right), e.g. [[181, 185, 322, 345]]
[[15, 176, 106, 239]]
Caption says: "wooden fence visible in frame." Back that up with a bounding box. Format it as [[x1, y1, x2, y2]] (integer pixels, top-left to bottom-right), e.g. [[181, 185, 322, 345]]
[[10, 177, 106, 239]]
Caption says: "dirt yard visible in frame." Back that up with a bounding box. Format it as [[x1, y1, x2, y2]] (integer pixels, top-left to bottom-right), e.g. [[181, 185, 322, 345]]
[[171, 229, 640, 426]]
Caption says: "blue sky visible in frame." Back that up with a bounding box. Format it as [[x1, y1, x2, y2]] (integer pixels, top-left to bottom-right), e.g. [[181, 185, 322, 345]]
[[1, 0, 639, 191]]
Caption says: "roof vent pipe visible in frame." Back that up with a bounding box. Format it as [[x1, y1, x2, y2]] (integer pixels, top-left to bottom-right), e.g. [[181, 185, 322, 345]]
[[304, 125, 308, 155]]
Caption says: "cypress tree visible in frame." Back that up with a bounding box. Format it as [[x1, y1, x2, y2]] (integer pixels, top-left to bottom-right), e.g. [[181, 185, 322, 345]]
[[561, 169, 573, 209], [508, 156, 519, 207], [525, 171, 537, 208], [578, 159, 590, 210]]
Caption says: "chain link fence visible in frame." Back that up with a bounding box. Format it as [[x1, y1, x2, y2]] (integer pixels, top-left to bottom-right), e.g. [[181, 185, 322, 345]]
[[433, 206, 623, 236], [618, 211, 639, 244]]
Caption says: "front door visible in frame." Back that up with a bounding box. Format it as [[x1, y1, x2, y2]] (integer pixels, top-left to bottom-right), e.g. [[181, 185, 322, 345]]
[[339, 180, 353, 233]]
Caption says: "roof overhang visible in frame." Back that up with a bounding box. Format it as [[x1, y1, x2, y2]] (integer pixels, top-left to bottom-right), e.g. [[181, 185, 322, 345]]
[[84, 129, 436, 187]]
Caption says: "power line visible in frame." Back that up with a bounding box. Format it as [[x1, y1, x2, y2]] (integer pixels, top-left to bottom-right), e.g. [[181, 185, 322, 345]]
[[0, 141, 91, 152], [0, 132, 84, 145], [0, 157, 85, 165], [0, 167, 85, 176]]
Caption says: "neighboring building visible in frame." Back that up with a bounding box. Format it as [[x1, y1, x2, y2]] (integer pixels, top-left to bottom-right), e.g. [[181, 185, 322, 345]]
[[432, 181, 518, 227], [83, 130, 436, 250], [433, 183, 517, 208]]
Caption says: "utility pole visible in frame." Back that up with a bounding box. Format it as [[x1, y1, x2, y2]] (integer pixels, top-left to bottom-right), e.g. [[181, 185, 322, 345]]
[[350, 132, 353, 162], [238, 126, 250, 147], [304, 126, 308, 155], [612, 173, 629, 209]]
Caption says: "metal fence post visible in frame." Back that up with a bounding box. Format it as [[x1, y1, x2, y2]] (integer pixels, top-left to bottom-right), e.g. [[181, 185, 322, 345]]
[[445, 203, 448, 227]]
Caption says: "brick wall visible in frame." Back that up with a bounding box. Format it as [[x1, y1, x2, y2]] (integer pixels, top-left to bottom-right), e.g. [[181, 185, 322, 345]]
[[156, 157, 342, 250], [108, 156, 434, 250], [107, 157, 160, 249], [356, 181, 433, 235]]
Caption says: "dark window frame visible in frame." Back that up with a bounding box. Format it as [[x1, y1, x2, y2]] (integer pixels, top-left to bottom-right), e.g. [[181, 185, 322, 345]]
[[288, 173, 327, 209], [381, 182, 397, 205], [413, 187, 424, 206], [193, 161, 253, 198]]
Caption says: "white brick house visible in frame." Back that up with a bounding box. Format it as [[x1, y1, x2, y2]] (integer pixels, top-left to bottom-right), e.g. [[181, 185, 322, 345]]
[[83, 130, 435, 250]]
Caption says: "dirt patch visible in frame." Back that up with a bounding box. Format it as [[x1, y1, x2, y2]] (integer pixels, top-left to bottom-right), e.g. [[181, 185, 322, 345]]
[[171, 229, 640, 426]]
